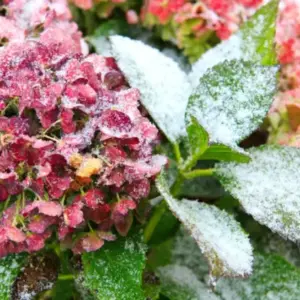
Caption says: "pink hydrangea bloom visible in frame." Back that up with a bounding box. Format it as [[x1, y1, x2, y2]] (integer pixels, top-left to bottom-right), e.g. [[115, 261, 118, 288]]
[[268, 0, 300, 146], [0, 0, 166, 257]]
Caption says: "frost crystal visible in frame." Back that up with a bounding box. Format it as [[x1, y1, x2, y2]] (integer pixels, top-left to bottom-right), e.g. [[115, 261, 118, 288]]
[[187, 60, 278, 148], [158, 264, 220, 300], [156, 174, 253, 277], [110, 35, 191, 143], [216, 146, 300, 242]]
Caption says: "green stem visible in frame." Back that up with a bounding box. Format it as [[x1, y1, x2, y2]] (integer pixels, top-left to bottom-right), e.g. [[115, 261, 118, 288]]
[[144, 201, 167, 243], [182, 168, 215, 179], [170, 174, 184, 197], [58, 274, 75, 281], [173, 143, 182, 163]]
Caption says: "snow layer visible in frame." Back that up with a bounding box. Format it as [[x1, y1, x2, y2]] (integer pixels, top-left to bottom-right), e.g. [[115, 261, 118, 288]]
[[156, 174, 253, 277], [216, 146, 300, 242], [110, 35, 191, 143]]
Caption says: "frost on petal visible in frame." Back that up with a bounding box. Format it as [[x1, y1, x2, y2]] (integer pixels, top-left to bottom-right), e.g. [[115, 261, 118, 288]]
[[156, 173, 253, 277], [64, 203, 84, 228], [125, 179, 150, 201], [216, 146, 300, 242], [110, 35, 191, 143], [84, 189, 105, 209], [186, 60, 278, 149], [37, 201, 63, 217], [98, 110, 133, 137]]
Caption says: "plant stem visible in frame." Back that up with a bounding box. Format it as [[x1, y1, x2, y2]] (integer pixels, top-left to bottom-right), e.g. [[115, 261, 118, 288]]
[[170, 174, 184, 197], [173, 143, 182, 163], [182, 168, 215, 179], [58, 274, 75, 281], [144, 201, 167, 243]]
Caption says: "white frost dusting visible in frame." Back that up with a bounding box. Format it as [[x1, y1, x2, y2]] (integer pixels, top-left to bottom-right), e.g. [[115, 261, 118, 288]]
[[156, 175, 253, 277], [158, 264, 220, 300], [189, 2, 275, 88], [187, 60, 277, 149], [189, 35, 242, 88], [216, 146, 300, 242], [110, 35, 191, 143]]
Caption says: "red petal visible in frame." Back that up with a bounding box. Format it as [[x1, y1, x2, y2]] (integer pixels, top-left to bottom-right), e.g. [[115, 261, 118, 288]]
[[84, 189, 105, 209], [99, 110, 133, 137], [125, 179, 150, 201], [64, 203, 84, 228]]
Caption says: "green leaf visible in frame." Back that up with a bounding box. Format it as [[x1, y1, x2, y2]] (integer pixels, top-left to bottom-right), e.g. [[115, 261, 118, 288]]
[[143, 274, 161, 300], [186, 60, 278, 149], [216, 145, 300, 242], [158, 264, 220, 300], [184, 116, 209, 170], [156, 173, 253, 277], [110, 35, 191, 143], [216, 253, 300, 300], [179, 176, 225, 199], [0, 253, 27, 300], [82, 233, 147, 300], [190, 0, 279, 87], [201, 144, 250, 163]]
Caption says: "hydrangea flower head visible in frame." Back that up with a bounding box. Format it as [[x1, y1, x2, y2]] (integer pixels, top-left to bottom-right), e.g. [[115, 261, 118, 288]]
[[0, 0, 166, 257]]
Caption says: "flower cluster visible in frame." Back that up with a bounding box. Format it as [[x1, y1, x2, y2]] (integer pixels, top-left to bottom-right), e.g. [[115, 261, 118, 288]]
[[268, 0, 300, 146], [0, 0, 166, 257], [71, 0, 263, 62]]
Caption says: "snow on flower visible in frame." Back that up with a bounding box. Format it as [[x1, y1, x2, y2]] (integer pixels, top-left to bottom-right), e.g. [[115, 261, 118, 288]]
[[0, 0, 166, 257]]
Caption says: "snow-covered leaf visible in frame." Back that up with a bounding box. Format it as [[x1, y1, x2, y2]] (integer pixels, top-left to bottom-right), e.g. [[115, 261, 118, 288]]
[[186, 60, 278, 149], [216, 253, 300, 300], [158, 265, 220, 300], [82, 233, 146, 300], [110, 35, 191, 143], [201, 145, 250, 163], [216, 145, 300, 242], [156, 173, 253, 278], [189, 0, 279, 88], [0, 253, 27, 300]]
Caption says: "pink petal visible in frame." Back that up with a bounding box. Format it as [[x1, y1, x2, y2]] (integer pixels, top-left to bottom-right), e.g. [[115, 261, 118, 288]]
[[84, 189, 105, 209], [64, 203, 84, 228], [6, 226, 26, 243], [37, 201, 63, 217]]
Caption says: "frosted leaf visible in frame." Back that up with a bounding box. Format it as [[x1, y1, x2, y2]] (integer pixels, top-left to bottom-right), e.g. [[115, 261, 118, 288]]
[[171, 227, 210, 280], [216, 146, 300, 242], [189, 0, 279, 88], [216, 253, 300, 300], [0, 254, 27, 300], [110, 35, 191, 143], [82, 233, 146, 300], [186, 60, 278, 149], [158, 265, 220, 300], [156, 173, 253, 277]]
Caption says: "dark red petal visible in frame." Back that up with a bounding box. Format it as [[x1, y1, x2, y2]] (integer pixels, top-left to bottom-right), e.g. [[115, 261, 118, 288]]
[[61, 109, 76, 134], [125, 179, 151, 201], [114, 212, 133, 237], [84, 189, 105, 209], [99, 110, 133, 136]]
